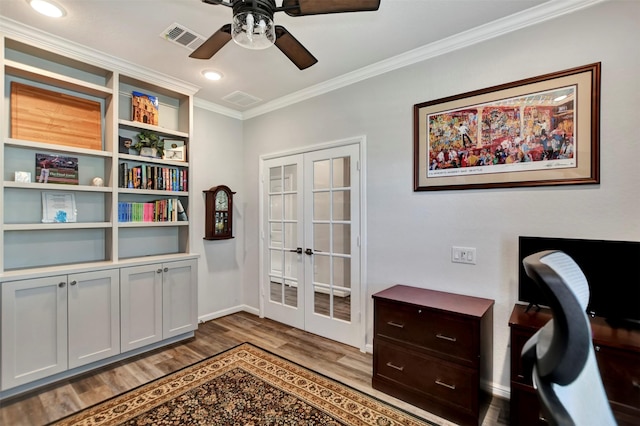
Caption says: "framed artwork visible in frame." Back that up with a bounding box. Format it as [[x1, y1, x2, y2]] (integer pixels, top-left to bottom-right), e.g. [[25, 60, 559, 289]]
[[414, 63, 600, 191]]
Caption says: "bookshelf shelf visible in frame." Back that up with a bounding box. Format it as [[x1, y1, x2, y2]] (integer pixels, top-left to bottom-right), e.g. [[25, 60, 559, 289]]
[[4, 222, 113, 231], [3, 182, 112, 192], [117, 221, 189, 228], [118, 119, 189, 139]]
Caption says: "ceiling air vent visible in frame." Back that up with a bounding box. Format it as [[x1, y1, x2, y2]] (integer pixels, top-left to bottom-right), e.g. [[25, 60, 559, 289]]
[[160, 23, 206, 51], [222, 91, 263, 107]]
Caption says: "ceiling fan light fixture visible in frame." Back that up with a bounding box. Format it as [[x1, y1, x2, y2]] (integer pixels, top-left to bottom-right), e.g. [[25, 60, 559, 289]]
[[232, 10, 275, 50]]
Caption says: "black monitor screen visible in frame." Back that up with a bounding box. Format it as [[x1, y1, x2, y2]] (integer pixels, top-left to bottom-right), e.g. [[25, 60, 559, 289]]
[[518, 236, 640, 327]]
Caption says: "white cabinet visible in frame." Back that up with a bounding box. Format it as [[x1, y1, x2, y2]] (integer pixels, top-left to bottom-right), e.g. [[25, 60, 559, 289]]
[[120, 264, 163, 352], [1, 270, 119, 390], [121, 259, 197, 352], [162, 259, 198, 339], [68, 270, 120, 369]]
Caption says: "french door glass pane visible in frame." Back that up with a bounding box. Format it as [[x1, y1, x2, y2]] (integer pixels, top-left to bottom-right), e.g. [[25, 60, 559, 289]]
[[332, 157, 350, 187], [283, 194, 297, 220], [332, 190, 350, 221], [332, 224, 350, 254], [269, 195, 282, 219], [313, 192, 330, 220], [332, 257, 351, 289], [283, 222, 297, 249], [313, 224, 330, 253], [313, 160, 330, 189], [283, 164, 297, 191], [269, 167, 281, 192]]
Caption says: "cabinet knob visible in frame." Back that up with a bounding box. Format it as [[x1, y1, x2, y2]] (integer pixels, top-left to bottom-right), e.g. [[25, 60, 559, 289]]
[[164, 267, 169, 272], [69, 280, 77, 286], [58, 282, 66, 288], [157, 269, 162, 274], [595, 345, 600, 352]]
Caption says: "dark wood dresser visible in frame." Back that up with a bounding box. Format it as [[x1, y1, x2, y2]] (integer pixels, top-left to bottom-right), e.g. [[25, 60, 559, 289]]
[[509, 303, 640, 426], [372, 285, 494, 426]]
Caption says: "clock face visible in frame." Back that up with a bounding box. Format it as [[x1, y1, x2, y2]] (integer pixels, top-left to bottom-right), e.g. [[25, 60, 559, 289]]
[[215, 191, 228, 210]]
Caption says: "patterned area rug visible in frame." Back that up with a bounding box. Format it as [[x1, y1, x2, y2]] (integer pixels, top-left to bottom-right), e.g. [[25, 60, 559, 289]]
[[50, 343, 438, 426]]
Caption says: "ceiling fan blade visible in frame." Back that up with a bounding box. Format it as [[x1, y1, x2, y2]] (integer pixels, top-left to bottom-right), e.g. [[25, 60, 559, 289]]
[[189, 24, 232, 60], [282, 0, 380, 16], [274, 26, 318, 70]]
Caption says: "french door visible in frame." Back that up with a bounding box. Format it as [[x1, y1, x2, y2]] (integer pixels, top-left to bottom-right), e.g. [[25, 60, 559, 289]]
[[262, 143, 361, 347]]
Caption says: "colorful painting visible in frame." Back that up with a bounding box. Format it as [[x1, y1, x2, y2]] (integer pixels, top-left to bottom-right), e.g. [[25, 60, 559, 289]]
[[414, 63, 600, 191]]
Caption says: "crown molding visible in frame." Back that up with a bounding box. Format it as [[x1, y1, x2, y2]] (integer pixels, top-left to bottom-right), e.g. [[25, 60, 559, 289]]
[[241, 0, 607, 120], [194, 98, 244, 120], [0, 17, 200, 96]]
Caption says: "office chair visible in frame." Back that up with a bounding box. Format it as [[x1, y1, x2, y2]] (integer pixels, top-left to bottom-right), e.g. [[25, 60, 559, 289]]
[[520, 250, 617, 426]]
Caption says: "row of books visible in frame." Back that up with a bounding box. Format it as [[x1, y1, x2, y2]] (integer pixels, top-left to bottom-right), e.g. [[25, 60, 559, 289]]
[[119, 163, 187, 192], [118, 198, 187, 223]]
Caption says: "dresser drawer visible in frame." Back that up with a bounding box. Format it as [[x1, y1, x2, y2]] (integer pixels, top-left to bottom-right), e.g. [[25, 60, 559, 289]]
[[595, 344, 640, 410], [375, 299, 477, 364], [374, 339, 477, 414]]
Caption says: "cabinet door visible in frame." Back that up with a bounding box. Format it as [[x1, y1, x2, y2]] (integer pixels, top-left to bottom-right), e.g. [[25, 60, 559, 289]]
[[163, 259, 198, 338], [68, 269, 120, 369], [1, 275, 68, 390], [120, 264, 163, 352]]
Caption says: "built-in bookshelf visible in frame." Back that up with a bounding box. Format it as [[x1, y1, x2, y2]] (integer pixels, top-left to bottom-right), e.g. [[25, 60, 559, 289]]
[[0, 27, 200, 398], [1, 35, 197, 274]]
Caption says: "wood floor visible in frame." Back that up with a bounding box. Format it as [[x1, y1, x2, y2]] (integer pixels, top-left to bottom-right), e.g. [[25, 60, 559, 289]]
[[0, 311, 509, 425]]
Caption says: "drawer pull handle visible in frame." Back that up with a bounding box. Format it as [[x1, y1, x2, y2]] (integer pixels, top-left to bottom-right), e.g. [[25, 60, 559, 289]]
[[387, 321, 405, 329], [386, 362, 404, 372], [435, 379, 456, 390], [436, 333, 457, 342]]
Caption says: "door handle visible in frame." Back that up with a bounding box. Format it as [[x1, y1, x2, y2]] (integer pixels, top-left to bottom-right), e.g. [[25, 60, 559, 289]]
[[305, 248, 314, 255], [289, 247, 302, 254]]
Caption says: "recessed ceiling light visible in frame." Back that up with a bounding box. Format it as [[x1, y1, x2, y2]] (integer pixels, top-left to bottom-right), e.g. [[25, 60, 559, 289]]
[[29, 0, 66, 18], [202, 70, 223, 81]]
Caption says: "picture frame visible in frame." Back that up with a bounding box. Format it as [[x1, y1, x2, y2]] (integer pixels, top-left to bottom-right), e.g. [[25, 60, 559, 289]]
[[162, 140, 186, 162], [42, 192, 77, 223], [131, 91, 159, 126], [35, 153, 79, 185], [414, 63, 600, 191]]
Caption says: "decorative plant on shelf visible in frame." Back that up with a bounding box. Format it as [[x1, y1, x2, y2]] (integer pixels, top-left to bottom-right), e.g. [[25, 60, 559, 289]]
[[134, 130, 164, 157]]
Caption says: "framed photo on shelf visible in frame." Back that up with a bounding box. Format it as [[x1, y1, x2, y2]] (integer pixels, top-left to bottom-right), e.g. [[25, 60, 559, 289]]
[[42, 192, 77, 223], [414, 62, 600, 191], [131, 91, 159, 126], [35, 153, 79, 185], [162, 140, 186, 162]]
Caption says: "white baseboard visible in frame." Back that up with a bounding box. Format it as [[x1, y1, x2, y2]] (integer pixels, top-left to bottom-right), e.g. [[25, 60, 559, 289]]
[[198, 304, 260, 323]]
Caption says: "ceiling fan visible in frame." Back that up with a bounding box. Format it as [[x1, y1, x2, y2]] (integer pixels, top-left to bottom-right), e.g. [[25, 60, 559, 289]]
[[190, 0, 381, 70]]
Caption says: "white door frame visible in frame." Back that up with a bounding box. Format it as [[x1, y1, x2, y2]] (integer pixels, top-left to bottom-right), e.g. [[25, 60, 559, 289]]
[[258, 135, 367, 352]]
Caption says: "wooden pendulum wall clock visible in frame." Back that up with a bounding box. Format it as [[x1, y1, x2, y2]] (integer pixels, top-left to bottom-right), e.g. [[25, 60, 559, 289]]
[[203, 185, 235, 240]]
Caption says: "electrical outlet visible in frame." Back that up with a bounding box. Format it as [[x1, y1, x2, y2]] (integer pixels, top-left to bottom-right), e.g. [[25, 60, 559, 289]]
[[452, 246, 476, 264]]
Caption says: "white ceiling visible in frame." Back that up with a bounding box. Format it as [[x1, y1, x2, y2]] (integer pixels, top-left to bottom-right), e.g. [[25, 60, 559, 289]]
[[0, 1, 600, 116]]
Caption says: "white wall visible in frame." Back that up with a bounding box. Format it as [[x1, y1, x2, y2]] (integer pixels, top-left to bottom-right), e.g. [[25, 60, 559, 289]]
[[232, 0, 640, 395], [191, 107, 246, 321]]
